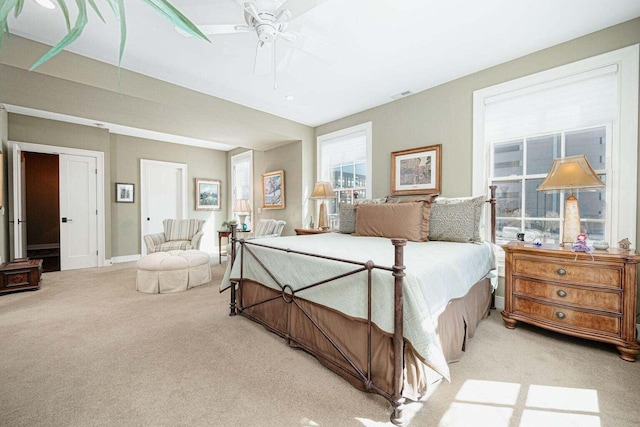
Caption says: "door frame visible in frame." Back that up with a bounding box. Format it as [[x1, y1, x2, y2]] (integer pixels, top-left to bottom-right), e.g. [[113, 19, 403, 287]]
[[8, 140, 106, 267], [139, 159, 188, 255]]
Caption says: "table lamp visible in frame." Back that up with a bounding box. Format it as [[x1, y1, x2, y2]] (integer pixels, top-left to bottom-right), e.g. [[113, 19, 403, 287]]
[[233, 199, 252, 230], [537, 155, 605, 246], [310, 182, 336, 230]]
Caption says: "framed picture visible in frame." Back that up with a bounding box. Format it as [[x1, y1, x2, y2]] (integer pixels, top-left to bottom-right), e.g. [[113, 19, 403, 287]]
[[196, 178, 221, 210], [391, 144, 442, 195], [262, 170, 285, 209], [115, 183, 134, 203]]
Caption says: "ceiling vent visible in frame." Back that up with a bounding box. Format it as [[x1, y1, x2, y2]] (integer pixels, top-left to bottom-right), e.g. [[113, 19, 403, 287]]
[[391, 90, 412, 100]]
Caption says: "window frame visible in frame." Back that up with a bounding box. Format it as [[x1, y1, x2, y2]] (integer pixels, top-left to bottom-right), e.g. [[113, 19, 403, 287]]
[[316, 122, 372, 226], [490, 125, 611, 245], [230, 150, 253, 226], [473, 45, 639, 256]]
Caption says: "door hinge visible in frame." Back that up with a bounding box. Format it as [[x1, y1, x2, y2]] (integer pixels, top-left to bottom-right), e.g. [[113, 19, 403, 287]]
[[96, 250, 99, 255], [95, 168, 98, 174], [96, 209, 98, 215]]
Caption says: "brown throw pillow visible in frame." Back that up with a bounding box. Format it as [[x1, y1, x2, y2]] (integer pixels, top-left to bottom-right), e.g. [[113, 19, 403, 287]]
[[354, 202, 425, 242]]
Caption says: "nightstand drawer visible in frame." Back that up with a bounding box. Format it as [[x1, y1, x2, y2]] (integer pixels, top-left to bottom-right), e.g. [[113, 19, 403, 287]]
[[514, 278, 621, 312], [513, 258, 622, 288], [513, 297, 620, 335]]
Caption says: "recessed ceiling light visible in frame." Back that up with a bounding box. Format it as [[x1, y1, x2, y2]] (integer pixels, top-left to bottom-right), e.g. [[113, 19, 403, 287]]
[[34, 0, 56, 9], [285, 95, 295, 101]]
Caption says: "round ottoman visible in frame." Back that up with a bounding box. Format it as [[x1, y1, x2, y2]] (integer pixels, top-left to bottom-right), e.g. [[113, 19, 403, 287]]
[[136, 250, 211, 294]]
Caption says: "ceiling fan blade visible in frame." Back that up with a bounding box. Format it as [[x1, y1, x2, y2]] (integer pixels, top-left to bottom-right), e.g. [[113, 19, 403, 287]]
[[254, 41, 273, 76], [244, 2, 265, 24], [277, 0, 329, 21]]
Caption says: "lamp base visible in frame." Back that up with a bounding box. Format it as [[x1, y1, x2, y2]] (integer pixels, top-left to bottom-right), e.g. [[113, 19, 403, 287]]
[[317, 201, 329, 230], [238, 214, 248, 229], [561, 193, 581, 246]]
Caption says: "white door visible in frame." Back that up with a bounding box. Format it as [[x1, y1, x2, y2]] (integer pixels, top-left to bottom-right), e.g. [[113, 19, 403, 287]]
[[59, 154, 98, 270], [9, 144, 27, 260], [140, 160, 187, 255]]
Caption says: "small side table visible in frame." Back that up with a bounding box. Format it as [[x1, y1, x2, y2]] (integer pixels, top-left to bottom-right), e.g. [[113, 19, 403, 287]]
[[218, 230, 231, 264], [294, 228, 332, 235], [0, 258, 43, 295], [218, 229, 252, 263]]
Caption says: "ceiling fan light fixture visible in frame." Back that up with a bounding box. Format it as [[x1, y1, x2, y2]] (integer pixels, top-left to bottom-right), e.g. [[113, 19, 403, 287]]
[[34, 0, 56, 9]]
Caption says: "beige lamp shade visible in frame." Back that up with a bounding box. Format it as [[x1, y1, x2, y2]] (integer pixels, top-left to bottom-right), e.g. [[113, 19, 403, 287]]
[[233, 199, 252, 213], [537, 155, 604, 246], [310, 182, 336, 229], [310, 182, 337, 199], [537, 155, 605, 191]]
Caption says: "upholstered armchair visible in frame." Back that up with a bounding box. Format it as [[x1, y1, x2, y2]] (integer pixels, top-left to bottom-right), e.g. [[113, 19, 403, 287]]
[[252, 219, 286, 238], [144, 219, 206, 253]]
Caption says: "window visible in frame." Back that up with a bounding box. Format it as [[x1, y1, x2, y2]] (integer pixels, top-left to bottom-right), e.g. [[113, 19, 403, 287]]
[[473, 45, 638, 252], [231, 151, 253, 227], [491, 126, 608, 244], [317, 122, 372, 228]]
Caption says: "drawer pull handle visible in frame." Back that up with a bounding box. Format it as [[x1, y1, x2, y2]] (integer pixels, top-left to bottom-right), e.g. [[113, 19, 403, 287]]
[[556, 268, 567, 276], [557, 290, 567, 298], [556, 311, 566, 320]]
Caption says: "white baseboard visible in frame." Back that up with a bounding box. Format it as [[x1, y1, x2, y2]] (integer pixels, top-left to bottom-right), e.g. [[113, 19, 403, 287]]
[[494, 295, 505, 311], [111, 254, 141, 264]]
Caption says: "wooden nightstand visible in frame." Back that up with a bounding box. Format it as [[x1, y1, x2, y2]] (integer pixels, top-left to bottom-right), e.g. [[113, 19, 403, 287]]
[[294, 228, 332, 235], [502, 241, 640, 361]]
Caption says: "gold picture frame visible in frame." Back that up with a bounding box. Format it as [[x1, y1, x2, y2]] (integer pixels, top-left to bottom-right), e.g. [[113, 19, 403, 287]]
[[391, 144, 442, 195], [262, 170, 285, 209]]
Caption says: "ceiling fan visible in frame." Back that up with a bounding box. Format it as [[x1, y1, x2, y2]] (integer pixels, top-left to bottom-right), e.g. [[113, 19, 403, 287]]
[[178, 0, 331, 87]]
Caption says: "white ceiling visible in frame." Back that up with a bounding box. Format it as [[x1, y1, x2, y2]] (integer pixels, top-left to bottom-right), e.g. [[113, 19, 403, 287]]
[[6, 0, 640, 136]]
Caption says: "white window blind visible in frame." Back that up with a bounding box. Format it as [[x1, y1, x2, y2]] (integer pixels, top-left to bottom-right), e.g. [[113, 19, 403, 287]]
[[318, 133, 367, 182], [484, 65, 618, 143]]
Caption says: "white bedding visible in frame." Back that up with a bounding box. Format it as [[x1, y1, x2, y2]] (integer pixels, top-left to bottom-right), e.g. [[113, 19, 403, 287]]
[[221, 233, 496, 379]]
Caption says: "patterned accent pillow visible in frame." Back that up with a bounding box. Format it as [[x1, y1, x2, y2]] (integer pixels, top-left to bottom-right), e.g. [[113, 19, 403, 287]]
[[354, 198, 387, 204], [429, 195, 485, 242], [338, 203, 357, 234]]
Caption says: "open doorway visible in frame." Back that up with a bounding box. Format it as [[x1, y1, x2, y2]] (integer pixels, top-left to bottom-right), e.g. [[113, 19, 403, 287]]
[[23, 152, 60, 272]]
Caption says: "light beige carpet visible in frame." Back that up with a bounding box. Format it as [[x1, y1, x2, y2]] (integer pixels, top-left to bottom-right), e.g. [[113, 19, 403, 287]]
[[0, 262, 638, 427]]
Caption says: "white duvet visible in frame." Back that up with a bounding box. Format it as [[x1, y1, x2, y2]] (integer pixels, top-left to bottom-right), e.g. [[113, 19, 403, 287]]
[[221, 233, 496, 379]]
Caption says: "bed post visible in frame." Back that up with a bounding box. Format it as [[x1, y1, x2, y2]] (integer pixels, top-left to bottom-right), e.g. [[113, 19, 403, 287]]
[[489, 185, 497, 309], [390, 238, 407, 426], [229, 223, 238, 316], [489, 185, 497, 245]]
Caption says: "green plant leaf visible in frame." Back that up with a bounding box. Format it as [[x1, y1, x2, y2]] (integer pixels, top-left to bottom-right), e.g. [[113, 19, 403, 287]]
[[104, 0, 118, 17], [141, 0, 210, 42], [13, 0, 24, 17], [29, 0, 88, 70], [87, 0, 105, 23], [55, 0, 71, 32], [0, 0, 20, 23], [0, 18, 9, 50], [116, 0, 125, 66]]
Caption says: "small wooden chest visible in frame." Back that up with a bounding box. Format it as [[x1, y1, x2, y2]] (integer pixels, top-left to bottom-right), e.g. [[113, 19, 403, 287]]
[[0, 258, 43, 295]]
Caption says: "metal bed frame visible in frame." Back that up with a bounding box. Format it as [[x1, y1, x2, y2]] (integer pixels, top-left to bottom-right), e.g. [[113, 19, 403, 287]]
[[226, 186, 496, 425]]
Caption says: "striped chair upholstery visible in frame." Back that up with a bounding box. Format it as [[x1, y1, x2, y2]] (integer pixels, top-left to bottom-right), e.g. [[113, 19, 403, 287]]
[[143, 219, 206, 253]]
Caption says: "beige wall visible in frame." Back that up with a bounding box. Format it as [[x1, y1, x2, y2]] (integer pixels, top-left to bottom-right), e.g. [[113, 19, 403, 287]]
[[316, 18, 640, 299], [110, 134, 227, 256], [0, 35, 316, 261]]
